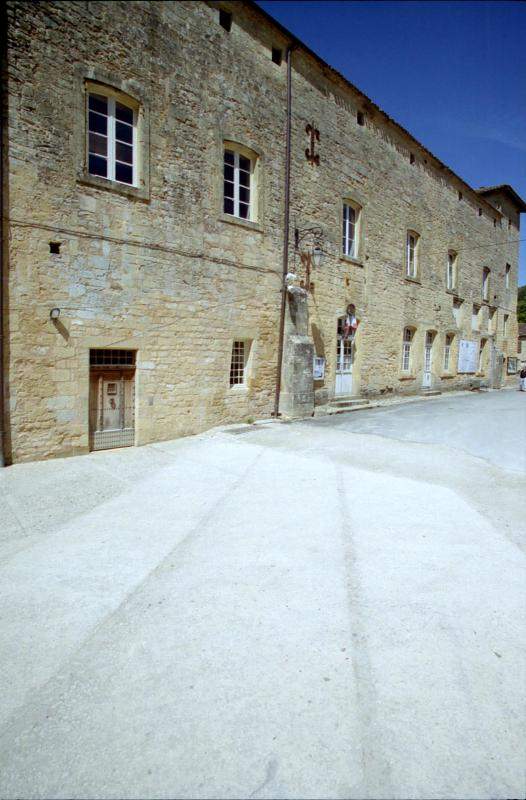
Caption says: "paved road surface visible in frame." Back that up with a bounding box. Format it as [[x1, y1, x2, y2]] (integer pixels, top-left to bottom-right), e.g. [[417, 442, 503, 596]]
[[1, 390, 525, 799]]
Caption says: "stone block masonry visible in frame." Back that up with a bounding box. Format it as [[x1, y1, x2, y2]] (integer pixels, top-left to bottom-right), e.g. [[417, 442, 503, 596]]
[[2, 0, 522, 463]]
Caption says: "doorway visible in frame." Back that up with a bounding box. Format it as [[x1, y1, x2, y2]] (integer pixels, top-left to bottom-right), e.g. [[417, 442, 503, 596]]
[[335, 317, 353, 396], [89, 350, 136, 451]]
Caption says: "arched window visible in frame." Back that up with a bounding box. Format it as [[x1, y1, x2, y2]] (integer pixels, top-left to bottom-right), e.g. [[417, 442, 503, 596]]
[[223, 142, 259, 222], [87, 86, 138, 186]]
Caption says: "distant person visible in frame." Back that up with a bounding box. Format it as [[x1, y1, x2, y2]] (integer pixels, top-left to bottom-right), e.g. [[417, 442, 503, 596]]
[[520, 367, 526, 391]]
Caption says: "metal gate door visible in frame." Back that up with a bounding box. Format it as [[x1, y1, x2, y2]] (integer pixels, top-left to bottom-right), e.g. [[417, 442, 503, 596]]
[[89, 350, 136, 451], [335, 318, 353, 396]]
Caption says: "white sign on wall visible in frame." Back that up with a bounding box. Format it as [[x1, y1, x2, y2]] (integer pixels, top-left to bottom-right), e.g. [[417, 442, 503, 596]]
[[457, 339, 478, 373]]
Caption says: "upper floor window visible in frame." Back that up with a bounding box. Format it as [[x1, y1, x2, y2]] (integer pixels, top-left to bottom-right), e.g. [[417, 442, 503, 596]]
[[406, 231, 419, 279], [88, 91, 137, 186], [482, 267, 490, 301], [342, 201, 361, 258], [446, 251, 457, 291], [503, 314, 509, 337], [401, 327, 414, 372], [223, 146, 256, 221], [505, 264, 511, 289]]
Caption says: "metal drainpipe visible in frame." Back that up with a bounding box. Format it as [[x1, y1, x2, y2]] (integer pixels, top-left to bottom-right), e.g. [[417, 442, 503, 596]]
[[273, 43, 293, 418], [0, 5, 6, 467]]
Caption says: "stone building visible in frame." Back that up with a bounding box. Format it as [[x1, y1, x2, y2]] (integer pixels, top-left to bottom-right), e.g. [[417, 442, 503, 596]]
[[1, 0, 523, 464]]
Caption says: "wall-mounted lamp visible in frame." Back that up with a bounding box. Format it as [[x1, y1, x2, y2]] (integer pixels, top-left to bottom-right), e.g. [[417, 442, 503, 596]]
[[50, 308, 61, 320], [294, 226, 326, 291]]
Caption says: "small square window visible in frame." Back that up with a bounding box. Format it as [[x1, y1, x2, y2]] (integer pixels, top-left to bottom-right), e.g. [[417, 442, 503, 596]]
[[49, 242, 61, 254]]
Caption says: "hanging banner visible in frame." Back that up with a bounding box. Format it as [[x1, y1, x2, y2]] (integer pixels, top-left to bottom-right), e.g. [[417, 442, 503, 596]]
[[458, 339, 478, 373]]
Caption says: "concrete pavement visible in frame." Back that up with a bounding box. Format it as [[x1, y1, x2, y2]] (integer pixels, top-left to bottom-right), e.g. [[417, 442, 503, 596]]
[[0, 390, 525, 799]]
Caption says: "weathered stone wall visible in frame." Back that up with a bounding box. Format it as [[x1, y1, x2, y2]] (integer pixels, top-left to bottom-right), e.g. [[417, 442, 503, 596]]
[[3, 0, 520, 463]]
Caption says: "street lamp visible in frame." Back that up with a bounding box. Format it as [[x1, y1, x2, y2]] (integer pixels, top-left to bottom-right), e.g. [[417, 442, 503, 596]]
[[294, 226, 326, 290]]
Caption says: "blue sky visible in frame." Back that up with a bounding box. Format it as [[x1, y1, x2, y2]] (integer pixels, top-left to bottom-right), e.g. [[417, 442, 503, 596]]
[[256, 0, 526, 285]]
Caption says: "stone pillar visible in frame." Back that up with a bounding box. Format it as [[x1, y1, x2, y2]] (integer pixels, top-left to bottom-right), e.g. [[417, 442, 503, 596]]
[[279, 287, 314, 418]]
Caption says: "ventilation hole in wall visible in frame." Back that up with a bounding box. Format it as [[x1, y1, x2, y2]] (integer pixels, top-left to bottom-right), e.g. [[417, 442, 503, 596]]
[[272, 47, 282, 65], [49, 242, 61, 254], [357, 111, 365, 126], [478, 208, 482, 216], [410, 153, 415, 164], [458, 191, 463, 200], [219, 9, 232, 31]]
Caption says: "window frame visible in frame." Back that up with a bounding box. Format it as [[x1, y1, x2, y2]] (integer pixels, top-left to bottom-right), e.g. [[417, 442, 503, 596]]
[[406, 231, 419, 279], [223, 146, 256, 222], [401, 327, 414, 372], [229, 339, 252, 389], [77, 73, 149, 201], [87, 91, 138, 187], [342, 200, 361, 259], [444, 334, 453, 372]]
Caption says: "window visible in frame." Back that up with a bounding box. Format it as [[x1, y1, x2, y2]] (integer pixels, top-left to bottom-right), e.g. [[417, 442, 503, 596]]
[[357, 111, 365, 126], [458, 191, 463, 201], [478, 339, 487, 373], [271, 48, 282, 65], [223, 148, 254, 220], [505, 264, 511, 289], [446, 251, 457, 290], [503, 314, 509, 337], [342, 202, 360, 258], [452, 298, 462, 327], [88, 92, 136, 186], [219, 9, 232, 31], [401, 328, 414, 372], [444, 334, 453, 372], [489, 307, 496, 334], [410, 153, 415, 164], [472, 305, 480, 331], [229, 341, 249, 386], [482, 267, 490, 301], [406, 232, 419, 278]]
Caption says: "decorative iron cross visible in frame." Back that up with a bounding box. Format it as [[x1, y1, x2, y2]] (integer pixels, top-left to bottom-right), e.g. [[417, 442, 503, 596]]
[[305, 123, 320, 165]]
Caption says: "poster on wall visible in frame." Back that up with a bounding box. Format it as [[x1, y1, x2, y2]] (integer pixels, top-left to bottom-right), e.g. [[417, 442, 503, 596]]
[[457, 339, 478, 373]]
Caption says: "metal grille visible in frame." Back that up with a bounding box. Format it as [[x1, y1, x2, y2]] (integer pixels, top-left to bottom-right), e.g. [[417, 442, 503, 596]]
[[90, 349, 135, 367], [230, 341, 245, 386]]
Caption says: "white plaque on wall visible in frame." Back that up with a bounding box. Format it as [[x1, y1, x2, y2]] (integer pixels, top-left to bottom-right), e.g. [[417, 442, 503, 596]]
[[458, 339, 478, 373]]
